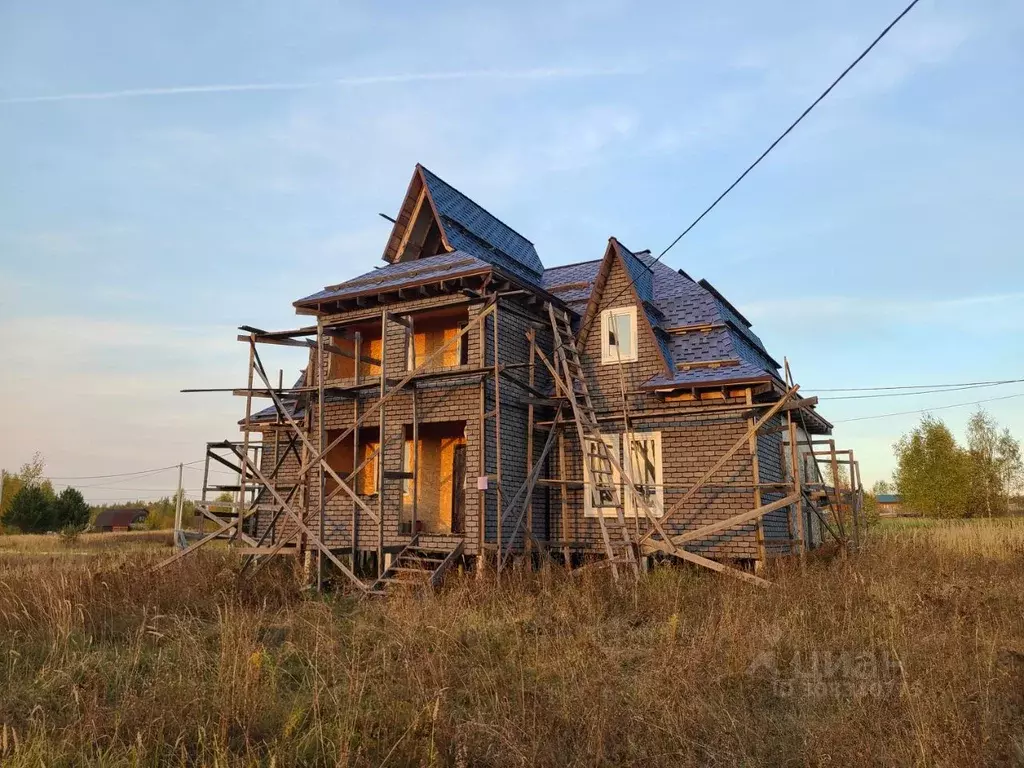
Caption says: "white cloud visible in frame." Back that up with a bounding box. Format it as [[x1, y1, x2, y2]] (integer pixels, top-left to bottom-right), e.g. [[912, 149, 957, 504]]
[[0, 66, 640, 106]]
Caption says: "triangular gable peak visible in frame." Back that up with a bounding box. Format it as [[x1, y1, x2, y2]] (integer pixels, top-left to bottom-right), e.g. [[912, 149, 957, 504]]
[[577, 237, 672, 377], [380, 165, 544, 283], [381, 166, 450, 265]]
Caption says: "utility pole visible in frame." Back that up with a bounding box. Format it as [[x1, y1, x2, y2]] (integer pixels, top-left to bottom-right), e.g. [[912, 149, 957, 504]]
[[174, 462, 184, 549]]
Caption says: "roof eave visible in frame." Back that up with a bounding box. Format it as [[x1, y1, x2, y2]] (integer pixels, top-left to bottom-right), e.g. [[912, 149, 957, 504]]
[[292, 266, 494, 313]]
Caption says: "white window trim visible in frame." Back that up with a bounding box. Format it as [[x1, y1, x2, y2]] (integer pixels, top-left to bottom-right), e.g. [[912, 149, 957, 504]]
[[583, 434, 621, 518], [600, 306, 639, 365], [624, 431, 663, 518]]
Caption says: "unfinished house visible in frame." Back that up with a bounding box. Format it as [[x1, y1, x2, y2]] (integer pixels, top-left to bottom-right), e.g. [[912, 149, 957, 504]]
[[167, 164, 863, 592]]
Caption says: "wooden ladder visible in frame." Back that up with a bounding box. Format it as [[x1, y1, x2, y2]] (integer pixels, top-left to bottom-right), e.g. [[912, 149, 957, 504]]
[[366, 537, 464, 596], [547, 304, 639, 581]]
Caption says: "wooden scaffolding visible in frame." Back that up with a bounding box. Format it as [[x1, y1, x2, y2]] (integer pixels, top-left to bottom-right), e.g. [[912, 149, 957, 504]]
[[161, 292, 863, 593]]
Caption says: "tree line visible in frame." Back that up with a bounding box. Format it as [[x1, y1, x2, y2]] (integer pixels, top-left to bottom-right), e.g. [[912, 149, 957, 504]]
[[0, 453, 91, 533], [887, 408, 1023, 518], [0, 453, 207, 534]]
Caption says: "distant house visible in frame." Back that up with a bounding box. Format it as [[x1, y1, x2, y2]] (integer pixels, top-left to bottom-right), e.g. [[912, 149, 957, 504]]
[[876, 494, 905, 518], [92, 508, 148, 532]]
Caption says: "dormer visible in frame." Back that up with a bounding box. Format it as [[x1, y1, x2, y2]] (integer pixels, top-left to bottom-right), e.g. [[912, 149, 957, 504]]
[[380, 164, 544, 285]]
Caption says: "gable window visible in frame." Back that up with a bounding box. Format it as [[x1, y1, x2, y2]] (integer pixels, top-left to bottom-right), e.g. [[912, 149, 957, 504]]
[[625, 432, 663, 518], [600, 306, 638, 364], [584, 434, 621, 518]]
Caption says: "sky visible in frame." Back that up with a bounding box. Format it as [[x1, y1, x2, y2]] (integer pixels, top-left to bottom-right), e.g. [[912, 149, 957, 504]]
[[1, 0, 1022, 503]]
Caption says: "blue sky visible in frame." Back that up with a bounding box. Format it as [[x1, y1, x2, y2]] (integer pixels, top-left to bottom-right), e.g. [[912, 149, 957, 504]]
[[1, 0, 1022, 502]]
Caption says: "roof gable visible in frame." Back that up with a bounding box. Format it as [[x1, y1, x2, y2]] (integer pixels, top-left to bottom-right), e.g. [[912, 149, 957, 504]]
[[380, 165, 544, 282], [577, 238, 672, 376]]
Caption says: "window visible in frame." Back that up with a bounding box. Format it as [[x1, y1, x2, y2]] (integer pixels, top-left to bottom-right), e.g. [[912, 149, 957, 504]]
[[323, 434, 379, 497], [584, 434, 620, 518], [600, 306, 638, 364], [625, 432, 663, 518], [404, 310, 470, 372], [354, 443, 379, 496]]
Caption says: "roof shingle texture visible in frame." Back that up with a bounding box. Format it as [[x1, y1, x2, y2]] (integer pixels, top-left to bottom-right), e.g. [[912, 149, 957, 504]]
[[541, 253, 781, 388], [421, 167, 544, 278], [294, 166, 784, 391], [295, 251, 490, 305]]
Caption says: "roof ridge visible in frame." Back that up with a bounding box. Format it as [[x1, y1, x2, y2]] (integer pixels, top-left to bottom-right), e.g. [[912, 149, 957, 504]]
[[418, 164, 536, 247], [698, 278, 753, 328], [543, 257, 603, 272]]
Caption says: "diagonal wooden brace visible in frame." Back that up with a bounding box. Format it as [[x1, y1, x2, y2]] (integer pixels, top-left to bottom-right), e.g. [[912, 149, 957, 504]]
[[225, 443, 367, 591], [249, 346, 380, 526], [293, 301, 497, 479], [639, 384, 800, 546]]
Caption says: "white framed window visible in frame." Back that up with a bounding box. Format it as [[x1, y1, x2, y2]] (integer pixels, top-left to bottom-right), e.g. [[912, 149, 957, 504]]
[[600, 306, 638, 364], [584, 434, 621, 518], [625, 431, 663, 518]]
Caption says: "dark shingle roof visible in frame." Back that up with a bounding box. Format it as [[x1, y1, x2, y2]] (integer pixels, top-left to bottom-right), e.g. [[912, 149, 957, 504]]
[[292, 164, 792, 396], [295, 251, 491, 306], [540, 251, 783, 390], [612, 241, 654, 303], [420, 167, 544, 278], [93, 508, 148, 528]]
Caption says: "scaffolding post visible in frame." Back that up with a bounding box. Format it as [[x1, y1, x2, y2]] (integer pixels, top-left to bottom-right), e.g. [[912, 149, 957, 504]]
[[316, 317, 326, 592], [493, 301, 503, 580], [848, 449, 862, 550], [525, 329, 536, 557], [477, 344, 486, 577], [174, 462, 184, 549], [378, 308, 387, 577], [783, 359, 806, 568], [747, 388, 767, 567], [558, 429, 571, 569], [410, 315, 418, 538], [234, 335, 256, 543]]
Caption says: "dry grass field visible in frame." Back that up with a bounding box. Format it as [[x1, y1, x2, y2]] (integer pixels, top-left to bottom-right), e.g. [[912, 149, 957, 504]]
[[1, 520, 1023, 766]]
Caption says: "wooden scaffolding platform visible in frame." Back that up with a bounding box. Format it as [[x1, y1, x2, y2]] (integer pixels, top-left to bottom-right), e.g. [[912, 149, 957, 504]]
[[160, 293, 862, 593]]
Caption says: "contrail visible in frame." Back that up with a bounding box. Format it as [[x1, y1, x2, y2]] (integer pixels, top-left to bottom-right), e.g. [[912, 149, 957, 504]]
[[0, 66, 637, 105]]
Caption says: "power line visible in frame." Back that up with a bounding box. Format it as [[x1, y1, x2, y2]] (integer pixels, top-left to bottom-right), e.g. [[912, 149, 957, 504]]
[[52, 484, 203, 493], [812, 377, 1024, 393], [602, 0, 922, 310], [833, 392, 1024, 424], [44, 460, 205, 480], [818, 381, 1024, 401]]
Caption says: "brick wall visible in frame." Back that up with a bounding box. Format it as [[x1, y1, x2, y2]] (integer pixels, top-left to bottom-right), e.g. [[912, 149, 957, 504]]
[[555, 256, 762, 561], [247, 256, 798, 567], [757, 415, 792, 554]]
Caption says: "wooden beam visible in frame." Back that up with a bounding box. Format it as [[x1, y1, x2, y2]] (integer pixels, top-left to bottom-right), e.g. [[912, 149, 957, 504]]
[[664, 493, 800, 546], [639, 384, 800, 544], [294, 302, 496, 484], [225, 443, 368, 591], [247, 346, 381, 526]]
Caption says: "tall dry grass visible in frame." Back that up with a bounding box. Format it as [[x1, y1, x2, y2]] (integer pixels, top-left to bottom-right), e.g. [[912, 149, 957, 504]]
[[0, 523, 1022, 766], [0, 529, 173, 554]]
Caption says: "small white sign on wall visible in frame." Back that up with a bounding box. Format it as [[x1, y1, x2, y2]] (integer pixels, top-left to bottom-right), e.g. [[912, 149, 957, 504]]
[[476, 476, 489, 491]]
